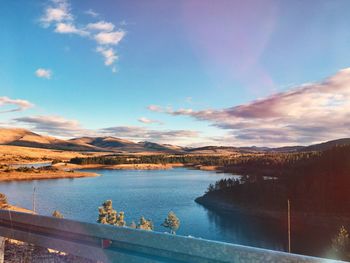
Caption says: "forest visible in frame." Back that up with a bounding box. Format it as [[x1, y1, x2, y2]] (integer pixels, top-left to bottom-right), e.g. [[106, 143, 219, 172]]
[[70, 154, 237, 165], [203, 145, 350, 214]]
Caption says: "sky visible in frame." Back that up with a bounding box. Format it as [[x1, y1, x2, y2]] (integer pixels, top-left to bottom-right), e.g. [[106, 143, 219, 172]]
[[1, 0, 350, 147]]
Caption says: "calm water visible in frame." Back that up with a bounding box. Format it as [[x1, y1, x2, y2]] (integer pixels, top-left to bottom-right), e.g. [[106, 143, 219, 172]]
[[0, 167, 337, 258]]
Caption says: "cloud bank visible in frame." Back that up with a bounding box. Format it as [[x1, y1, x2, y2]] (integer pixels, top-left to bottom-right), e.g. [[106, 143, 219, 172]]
[[101, 126, 199, 145], [13, 115, 199, 145], [149, 68, 350, 146], [14, 115, 86, 137]]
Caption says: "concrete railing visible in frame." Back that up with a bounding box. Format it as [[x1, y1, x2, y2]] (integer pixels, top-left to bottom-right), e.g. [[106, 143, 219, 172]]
[[0, 209, 345, 262]]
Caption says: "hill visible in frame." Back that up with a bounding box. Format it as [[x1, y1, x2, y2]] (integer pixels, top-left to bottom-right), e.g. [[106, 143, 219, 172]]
[[0, 128, 97, 151], [301, 138, 350, 152], [0, 128, 184, 153], [1, 128, 350, 154], [188, 138, 350, 154]]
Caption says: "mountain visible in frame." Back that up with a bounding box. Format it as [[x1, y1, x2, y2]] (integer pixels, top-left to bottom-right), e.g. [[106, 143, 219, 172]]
[[187, 138, 350, 154], [0, 128, 98, 151], [301, 138, 350, 152], [187, 146, 241, 154], [1, 128, 350, 154], [138, 141, 185, 152], [0, 128, 183, 153], [68, 137, 184, 153], [269, 146, 305, 152], [69, 137, 138, 151], [187, 145, 303, 154]]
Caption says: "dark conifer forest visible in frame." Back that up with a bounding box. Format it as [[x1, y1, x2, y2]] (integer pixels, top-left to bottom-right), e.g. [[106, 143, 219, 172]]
[[202, 145, 350, 214]]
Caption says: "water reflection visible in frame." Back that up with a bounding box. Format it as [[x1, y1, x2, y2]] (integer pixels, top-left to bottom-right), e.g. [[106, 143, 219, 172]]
[[204, 207, 286, 251], [202, 204, 339, 258]]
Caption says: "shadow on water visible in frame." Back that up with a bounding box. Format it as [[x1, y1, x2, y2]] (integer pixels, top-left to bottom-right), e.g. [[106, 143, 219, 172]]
[[201, 205, 339, 258], [203, 207, 287, 251]]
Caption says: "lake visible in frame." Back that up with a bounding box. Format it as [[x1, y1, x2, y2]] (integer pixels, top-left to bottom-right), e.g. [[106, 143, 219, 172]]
[[0, 167, 337, 258]]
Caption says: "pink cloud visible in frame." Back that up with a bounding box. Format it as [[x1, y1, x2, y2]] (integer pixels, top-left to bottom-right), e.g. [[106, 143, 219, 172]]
[[149, 68, 350, 146]]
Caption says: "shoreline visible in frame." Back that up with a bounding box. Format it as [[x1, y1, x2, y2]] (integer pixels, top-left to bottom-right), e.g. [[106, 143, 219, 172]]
[[58, 162, 185, 171], [0, 170, 100, 182], [0, 162, 186, 182], [195, 194, 350, 227], [0, 161, 226, 182]]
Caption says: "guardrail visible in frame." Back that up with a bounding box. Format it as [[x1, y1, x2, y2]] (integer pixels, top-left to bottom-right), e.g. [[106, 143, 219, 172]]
[[0, 209, 345, 262]]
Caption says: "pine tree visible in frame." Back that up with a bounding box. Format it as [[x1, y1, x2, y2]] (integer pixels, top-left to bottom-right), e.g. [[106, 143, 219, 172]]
[[0, 193, 8, 208], [332, 225, 350, 260], [137, 216, 153, 231], [52, 210, 63, 218], [162, 211, 180, 234], [97, 200, 126, 226]]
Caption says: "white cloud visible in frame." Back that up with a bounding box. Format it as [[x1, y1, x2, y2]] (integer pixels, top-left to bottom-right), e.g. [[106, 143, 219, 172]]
[[94, 31, 125, 45], [0, 97, 34, 113], [86, 21, 115, 32], [101, 126, 199, 145], [40, 0, 73, 27], [138, 117, 163, 125], [149, 68, 350, 146], [14, 115, 88, 137], [85, 9, 99, 18], [35, 68, 52, 79], [55, 23, 89, 36], [93, 31, 125, 70], [147, 105, 163, 112], [39, 0, 125, 72], [96, 46, 118, 66]]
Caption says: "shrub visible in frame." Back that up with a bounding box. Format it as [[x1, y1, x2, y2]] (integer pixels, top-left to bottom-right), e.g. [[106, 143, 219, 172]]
[[332, 226, 350, 260], [137, 217, 153, 231], [0, 193, 8, 207], [52, 210, 64, 218], [162, 211, 180, 234], [97, 200, 126, 227]]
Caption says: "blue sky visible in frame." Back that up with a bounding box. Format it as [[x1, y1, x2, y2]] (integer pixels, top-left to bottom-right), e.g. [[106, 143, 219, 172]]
[[1, 0, 350, 146]]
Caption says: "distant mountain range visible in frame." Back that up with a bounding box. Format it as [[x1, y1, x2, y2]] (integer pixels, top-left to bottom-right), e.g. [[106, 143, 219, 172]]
[[0, 128, 186, 153], [0, 128, 349, 154]]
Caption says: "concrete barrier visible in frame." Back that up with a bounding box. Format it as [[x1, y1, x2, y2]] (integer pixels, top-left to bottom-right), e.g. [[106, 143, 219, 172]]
[[0, 209, 344, 263]]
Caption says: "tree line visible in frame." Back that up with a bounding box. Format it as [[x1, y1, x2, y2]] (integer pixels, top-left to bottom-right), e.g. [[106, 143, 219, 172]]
[[205, 145, 350, 214], [69, 154, 238, 166]]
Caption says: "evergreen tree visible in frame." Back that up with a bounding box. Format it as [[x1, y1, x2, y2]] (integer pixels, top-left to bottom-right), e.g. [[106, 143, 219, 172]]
[[97, 200, 126, 226], [137, 216, 153, 231], [162, 211, 180, 234], [332, 226, 350, 260], [52, 210, 63, 218], [0, 193, 8, 208]]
